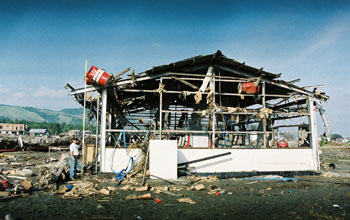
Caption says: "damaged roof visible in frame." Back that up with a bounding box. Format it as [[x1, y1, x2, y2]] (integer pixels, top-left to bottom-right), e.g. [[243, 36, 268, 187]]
[[133, 50, 329, 101], [69, 50, 329, 103], [142, 50, 280, 80]]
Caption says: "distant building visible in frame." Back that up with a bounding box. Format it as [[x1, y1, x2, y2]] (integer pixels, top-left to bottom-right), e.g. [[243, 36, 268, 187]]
[[68, 130, 81, 137], [29, 128, 49, 137], [335, 137, 345, 144], [0, 123, 26, 135]]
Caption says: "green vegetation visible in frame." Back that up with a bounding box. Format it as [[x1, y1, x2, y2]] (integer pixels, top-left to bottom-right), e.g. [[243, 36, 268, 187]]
[[60, 108, 84, 115], [0, 105, 84, 125], [0, 105, 96, 135]]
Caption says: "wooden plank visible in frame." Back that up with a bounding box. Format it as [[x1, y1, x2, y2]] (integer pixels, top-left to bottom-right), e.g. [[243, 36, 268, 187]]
[[170, 76, 199, 90]]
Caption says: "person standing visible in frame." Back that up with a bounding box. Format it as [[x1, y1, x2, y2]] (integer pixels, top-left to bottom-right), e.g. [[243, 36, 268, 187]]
[[69, 138, 80, 180]]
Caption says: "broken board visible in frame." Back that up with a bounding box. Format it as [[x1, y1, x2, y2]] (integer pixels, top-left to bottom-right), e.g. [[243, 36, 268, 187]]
[[150, 140, 177, 180]]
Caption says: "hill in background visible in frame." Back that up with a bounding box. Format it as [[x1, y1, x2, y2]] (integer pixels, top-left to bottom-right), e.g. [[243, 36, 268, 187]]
[[0, 104, 84, 125]]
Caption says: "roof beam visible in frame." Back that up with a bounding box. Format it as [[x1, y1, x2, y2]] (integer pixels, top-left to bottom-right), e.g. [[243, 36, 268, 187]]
[[271, 99, 307, 110], [213, 64, 328, 100], [236, 62, 245, 70], [170, 76, 199, 90], [69, 72, 170, 95], [287, 78, 300, 84]]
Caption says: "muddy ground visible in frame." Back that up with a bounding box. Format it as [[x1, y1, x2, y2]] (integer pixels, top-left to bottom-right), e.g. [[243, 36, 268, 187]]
[[1, 146, 350, 220]]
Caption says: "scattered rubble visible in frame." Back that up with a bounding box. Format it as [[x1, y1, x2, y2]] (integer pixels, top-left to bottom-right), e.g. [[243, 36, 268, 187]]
[[0, 134, 72, 150], [38, 154, 70, 190]]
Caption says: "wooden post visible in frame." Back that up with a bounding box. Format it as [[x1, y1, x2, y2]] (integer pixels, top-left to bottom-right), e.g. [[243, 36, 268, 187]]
[[82, 60, 88, 167]]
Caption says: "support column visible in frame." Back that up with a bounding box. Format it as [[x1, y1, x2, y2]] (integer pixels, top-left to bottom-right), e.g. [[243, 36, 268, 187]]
[[262, 82, 267, 149], [308, 97, 320, 171], [100, 89, 107, 172], [95, 97, 100, 174], [211, 69, 216, 149], [159, 77, 163, 140]]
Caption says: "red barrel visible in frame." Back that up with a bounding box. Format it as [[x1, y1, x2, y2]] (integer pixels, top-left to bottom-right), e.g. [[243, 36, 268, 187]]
[[85, 77, 93, 85], [86, 65, 111, 87], [277, 140, 288, 148], [0, 180, 9, 189], [241, 82, 260, 94]]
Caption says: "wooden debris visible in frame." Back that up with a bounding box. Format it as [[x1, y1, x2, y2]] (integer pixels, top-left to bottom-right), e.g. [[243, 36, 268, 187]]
[[0, 191, 9, 197], [38, 154, 70, 190], [56, 186, 68, 194], [125, 193, 152, 200], [191, 183, 206, 191], [0, 134, 71, 150], [100, 188, 110, 195], [107, 186, 117, 191], [61, 181, 97, 199], [169, 187, 180, 191], [135, 185, 149, 192], [16, 168, 33, 177], [139, 193, 152, 199], [20, 179, 32, 191], [177, 198, 197, 204], [194, 90, 202, 104], [119, 185, 133, 191], [72, 182, 93, 189]]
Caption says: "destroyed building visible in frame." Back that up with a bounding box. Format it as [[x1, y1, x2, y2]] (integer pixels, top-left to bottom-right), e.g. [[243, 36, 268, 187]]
[[66, 50, 330, 178]]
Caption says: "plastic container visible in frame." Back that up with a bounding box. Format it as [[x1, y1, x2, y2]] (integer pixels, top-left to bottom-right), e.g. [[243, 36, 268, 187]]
[[277, 140, 288, 148], [241, 82, 261, 94]]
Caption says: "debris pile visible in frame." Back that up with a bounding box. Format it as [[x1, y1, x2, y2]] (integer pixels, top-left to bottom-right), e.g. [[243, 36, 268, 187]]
[[38, 154, 70, 190], [0, 134, 72, 150]]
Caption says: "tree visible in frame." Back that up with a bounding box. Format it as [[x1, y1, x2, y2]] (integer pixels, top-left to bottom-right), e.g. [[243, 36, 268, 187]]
[[331, 134, 343, 140]]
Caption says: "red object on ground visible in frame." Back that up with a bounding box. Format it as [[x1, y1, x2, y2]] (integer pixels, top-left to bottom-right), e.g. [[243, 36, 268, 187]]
[[277, 140, 289, 148], [86, 65, 111, 87], [215, 192, 220, 196], [0, 180, 9, 189], [0, 149, 20, 152], [185, 135, 190, 148], [154, 198, 162, 203], [241, 82, 261, 94]]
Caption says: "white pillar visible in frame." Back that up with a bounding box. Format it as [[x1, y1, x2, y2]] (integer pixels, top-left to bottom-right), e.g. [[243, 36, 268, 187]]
[[100, 89, 107, 172], [95, 97, 100, 174], [308, 97, 320, 171], [262, 82, 267, 149], [159, 77, 163, 140], [210, 67, 215, 148]]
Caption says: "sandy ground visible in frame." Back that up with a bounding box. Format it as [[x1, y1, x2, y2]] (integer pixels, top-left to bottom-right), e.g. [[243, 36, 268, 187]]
[[1, 147, 350, 220]]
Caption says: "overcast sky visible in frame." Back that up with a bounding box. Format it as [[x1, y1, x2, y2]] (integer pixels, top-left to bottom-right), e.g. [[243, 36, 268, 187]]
[[0, 0, 349, 136]]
